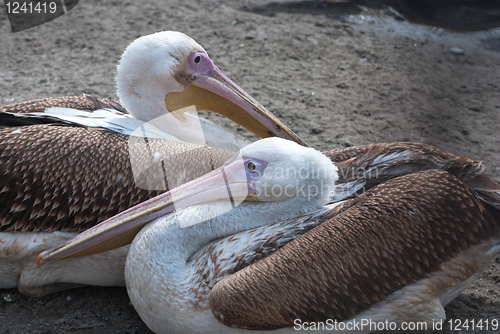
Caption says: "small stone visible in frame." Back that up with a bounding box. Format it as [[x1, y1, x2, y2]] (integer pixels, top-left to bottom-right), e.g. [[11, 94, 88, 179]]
[[311, 128, 323, 135], [449, 47, 464, 55]]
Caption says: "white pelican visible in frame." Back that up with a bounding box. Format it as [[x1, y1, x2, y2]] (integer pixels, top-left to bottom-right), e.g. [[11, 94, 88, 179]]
[[2, 32, 499, 300], [0, 31, 305, 297], [38, 137, 500, 334]]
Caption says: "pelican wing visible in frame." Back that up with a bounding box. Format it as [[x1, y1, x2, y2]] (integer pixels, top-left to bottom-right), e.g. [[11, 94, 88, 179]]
[[209, 169, 500, 330], [328, 142, 488, 202], [465, 173, 500, 211], [2, 95, 179, 140], [0, 124, 234, 232], [1, 95, 125, 115], [187, 205, 341, 290]]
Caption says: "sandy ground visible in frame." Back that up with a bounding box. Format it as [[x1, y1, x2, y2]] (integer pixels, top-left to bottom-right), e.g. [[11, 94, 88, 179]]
[[1, 0, 500, 333]]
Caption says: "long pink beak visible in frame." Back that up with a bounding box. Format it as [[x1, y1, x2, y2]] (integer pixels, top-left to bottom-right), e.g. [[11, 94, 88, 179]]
[[198, 66, 306, 144], [164, 62, 307, 146]]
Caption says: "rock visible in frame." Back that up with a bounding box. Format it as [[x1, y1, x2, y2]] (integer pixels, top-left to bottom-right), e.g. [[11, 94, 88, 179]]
[[449, 47, 465, 55]]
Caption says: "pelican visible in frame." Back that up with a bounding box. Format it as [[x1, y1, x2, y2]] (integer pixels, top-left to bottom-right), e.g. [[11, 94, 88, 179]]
[[0, 31, 305, 297], [38, 137, 500, 334], [3, 32, 500, 300], [2, 31, 303, 147]]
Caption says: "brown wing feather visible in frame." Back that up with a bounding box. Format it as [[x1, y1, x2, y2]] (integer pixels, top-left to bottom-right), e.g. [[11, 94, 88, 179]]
[[0, 125, 234, 232], [0, 95, 126, 114], [464, 173, 500, 211], [209, 169, 500, 330], [327, 142, 487, 200]]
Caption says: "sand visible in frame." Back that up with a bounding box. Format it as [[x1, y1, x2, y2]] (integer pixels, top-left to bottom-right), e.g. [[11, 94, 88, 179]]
[[0, 0, 499, 333]]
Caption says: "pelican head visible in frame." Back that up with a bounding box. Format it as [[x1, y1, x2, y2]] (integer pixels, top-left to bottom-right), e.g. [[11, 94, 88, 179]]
[[235, 137, 337, 206], [37, 138, 337, 264], [116, 31, 305, 145]]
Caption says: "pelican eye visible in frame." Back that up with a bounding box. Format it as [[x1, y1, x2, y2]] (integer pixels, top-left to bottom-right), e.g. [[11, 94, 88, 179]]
[[194, 55, 201, 64], [246, 161, 256, 172]]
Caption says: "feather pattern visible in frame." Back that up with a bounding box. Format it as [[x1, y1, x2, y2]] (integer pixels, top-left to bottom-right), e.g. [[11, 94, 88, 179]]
[[0, 95, 125, 115], [327, 142, 488, 202], [182, 205, 341, 309], [209, 169, 500, 330], [0, 124, 234, 232], [2, 98, 499, 236], [7, 107, 181, 140]]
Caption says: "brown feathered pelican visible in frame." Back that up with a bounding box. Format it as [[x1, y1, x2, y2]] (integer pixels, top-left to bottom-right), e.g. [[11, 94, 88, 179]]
[[0, 31, 305, 297], [38, 138, 500, 334]]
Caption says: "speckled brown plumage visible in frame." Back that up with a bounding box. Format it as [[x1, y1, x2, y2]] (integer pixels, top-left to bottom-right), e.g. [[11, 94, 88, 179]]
[[327, 142, 482, 194], [326, 142, 500, 210], [0, 95, 125, 115], [2, 97, 499, 237], [209, 169, 500, 329], [0, 124, 234, 232]]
